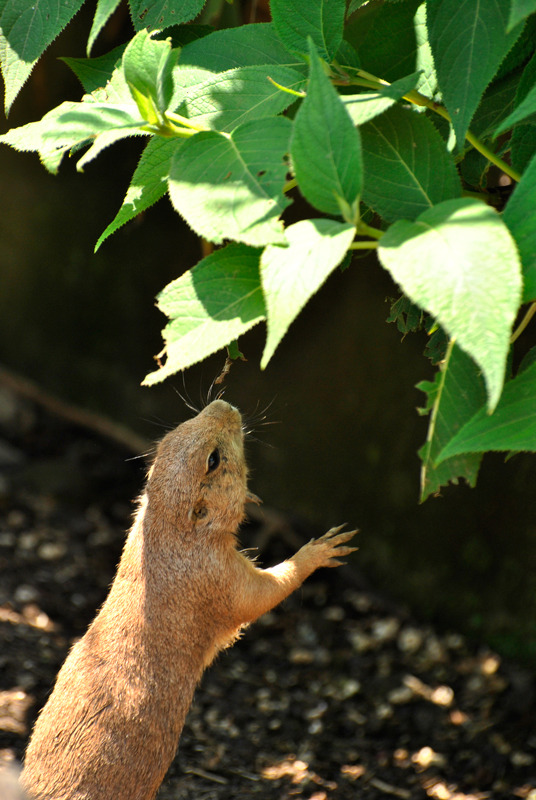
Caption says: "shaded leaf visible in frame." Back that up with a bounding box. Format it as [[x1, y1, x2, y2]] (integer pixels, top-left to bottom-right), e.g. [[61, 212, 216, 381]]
[[129, 0, 205, 32], [495, 80, 536, 134], [270, 0, 346, 61], [426, 0, 522, 148], [437, 359, 536, 460], [0, 0, 85, 113], [418, 341, 486, 501], [341, 72, 420, 127], [62, 45, 127, 93], [290, 42, 362, 219], [87, 0, 121, 55], [360, 104, 461, 222], [378, 197, 522, 410], [345, 0, 422, 82], [504, 151, 536, 301], [143, 244, 265, 384], [174, 64, 305, 131], [179, 22, 301, 71], [260, 219, 355, 367], [96, 136, 181, 250], [508, 0, 536, 31]]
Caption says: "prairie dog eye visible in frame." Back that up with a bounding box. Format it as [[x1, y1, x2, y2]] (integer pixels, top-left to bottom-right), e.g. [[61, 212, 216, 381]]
[[206, 449, 220, 473]]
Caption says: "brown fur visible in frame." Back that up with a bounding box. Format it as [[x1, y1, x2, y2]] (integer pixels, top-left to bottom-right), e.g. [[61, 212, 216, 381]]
[[21, 400, 357, 800]]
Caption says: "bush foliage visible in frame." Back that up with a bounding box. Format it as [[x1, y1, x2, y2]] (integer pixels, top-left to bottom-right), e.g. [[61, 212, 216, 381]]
[[1, 0, 536, 500]]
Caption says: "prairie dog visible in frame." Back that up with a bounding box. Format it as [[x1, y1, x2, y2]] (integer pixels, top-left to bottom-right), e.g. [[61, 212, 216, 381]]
[[21, 400, 357, 800]]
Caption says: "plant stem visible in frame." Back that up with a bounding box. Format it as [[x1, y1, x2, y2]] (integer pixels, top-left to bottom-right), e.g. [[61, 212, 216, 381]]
[[357, 221, 383, 239], [165, 112, 208, 132], [283, 177, 297, 193], [341, 69, 521, 182], [465, 130, 521, 182], [349, 241, 379, 250], [510, 302, 536, 343]]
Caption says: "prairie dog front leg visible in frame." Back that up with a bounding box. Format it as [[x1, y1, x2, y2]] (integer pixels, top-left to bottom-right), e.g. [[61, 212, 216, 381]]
[[233, 526, 358, 625]]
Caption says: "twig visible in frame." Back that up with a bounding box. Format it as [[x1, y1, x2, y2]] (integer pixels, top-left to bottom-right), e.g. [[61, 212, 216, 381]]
[[0, 364, 150, 455], [369, 777, 412, 799], [183, 767, 228, 785]]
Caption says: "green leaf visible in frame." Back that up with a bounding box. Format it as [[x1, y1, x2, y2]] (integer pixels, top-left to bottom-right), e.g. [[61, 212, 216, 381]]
[[123, 29, 178, 119], [360, 104, 461, 222], [260, 219, 356, 368], [418, 341, 486, 502], [290, 42, 362, 220], [341, 72, 420, 127], [504, 152, 536, 302], [345, 0, 422, 83], [510, 50, 536, 172], [436, 359, 536, 460], [414, 2, 438, 98], [378, 197, 522, 410], [469, 69, 520, 140], [508, 0, 536, 31], [495, 81, 536, 135], [426, 0, 523, 148], [96, 136, 180, 250], [387, 295, 423, 336], [168, 117, 291, 247], [154, 23, 213, 49], [143, 244, 265, 384], [87, 0, 121, 55], [511, 123, 536, 173], [0, 0, 86, 114], [129, 0, 205, 32], [179, 22, 301, 71], [270, 0, 346, 61], [174, 64, 305, 131], [76, 128, 147, 172], [0, 100, 144, 172], [62, 45, 127, 93]]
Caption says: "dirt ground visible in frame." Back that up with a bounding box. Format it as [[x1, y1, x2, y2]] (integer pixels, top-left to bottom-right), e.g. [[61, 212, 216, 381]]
[[0, 381, 535, 800]]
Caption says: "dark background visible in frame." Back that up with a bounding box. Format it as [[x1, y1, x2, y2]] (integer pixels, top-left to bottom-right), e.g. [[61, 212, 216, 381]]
[[1, 1, 535, 664]]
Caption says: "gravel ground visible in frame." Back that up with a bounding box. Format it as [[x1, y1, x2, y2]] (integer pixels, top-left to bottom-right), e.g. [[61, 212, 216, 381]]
[[0, 381, 535, 800]]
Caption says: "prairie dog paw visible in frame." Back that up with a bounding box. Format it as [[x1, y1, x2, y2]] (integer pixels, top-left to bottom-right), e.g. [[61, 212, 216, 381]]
[[299, 525, 359, 569]]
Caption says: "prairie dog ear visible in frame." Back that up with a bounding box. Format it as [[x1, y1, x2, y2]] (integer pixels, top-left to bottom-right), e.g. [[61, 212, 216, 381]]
[[189, 503, 208, 521]]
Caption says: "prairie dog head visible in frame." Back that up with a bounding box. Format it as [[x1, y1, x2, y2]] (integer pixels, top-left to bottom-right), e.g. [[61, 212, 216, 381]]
[[146, 400, 249, 536]]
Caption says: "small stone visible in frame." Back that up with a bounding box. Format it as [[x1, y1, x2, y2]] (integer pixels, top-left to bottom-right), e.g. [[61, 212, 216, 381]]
[[17, 532, 40, 551], [348, 629, 373, 653], [308, 719, 323, 735], [411, 746, 446, 770], [398, 627, 424, 653], [511, 751, 534, 767], [372, 618, 400, 643], [6, 510, 27, 530], [15, 672, 37, 690], [323, 605, 345, 621], [289, 647, 314, 665], [375, 703, 393, 720], [304, 701, 328, 720], [388, 686, 414, 705], [431, 685, 454, 707], [0, 532, 16, 547], [14, 584, 39, 604], [327, 678, 361, 701], [38, 542, 67, 561]]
